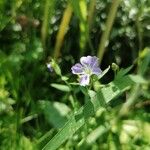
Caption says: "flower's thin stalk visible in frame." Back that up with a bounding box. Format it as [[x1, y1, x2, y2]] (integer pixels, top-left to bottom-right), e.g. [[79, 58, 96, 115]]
[[114, 69, 118, 78], [70, 91, 79, 111], [89, 84, 92, 90], [63, 79, 79, 111], [97, 0, 121, 63], [89, 77, 94, 90], [81, 86, 91, 104]]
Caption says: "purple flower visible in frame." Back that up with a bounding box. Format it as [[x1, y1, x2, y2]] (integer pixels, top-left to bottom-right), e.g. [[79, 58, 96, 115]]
[[71, 56, 102, 86], [47, 63, 53, 72]]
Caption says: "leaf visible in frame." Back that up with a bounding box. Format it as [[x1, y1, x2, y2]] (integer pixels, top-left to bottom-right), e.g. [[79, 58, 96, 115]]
[[79, 0, 88, 51], [70, 0, 81, 20], [116, 65, 133, 79], [80, 86, 88, 95], [42, 74, 137, 150], [53, 3, 73, 59], [70, 0, 88, 53], [129, 75, 147, 84], [0, 17, 11, 32], [61, 76, 69, 81], [51, 83, 71, 92], [38, 101, 71, 129], [98, 65, 110, 79]]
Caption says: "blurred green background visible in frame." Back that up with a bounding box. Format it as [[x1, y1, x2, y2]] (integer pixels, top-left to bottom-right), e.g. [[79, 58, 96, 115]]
[[0, 0, 150, 149]]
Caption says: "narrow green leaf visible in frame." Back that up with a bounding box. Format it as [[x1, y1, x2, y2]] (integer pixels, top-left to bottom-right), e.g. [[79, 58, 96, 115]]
[[70, 0, 81, 20], [61, 76, 69, 81], [98, 65, 110, 79], [51, 83, 71, 92], [53, 3, 72, 59], [115, 65, 133, 79], [70, 0, 88, 53]]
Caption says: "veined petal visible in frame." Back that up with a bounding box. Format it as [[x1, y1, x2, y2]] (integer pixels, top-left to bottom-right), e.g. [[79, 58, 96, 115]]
[[92, 67, 102, 75], [80, 56, 91, 67], [71, 63, 84, 74], [90, 56, 99, 67], [80, 56, 99, 68], [79, 74, 90, 86]]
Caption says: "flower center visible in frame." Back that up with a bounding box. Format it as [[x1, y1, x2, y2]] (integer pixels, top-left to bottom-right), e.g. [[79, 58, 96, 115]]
[[84, 67, 92, 75]]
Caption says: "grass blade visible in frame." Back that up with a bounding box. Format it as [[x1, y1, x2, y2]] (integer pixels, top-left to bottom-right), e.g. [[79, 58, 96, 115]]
[[97, 0, 121, 63], [53, 3, 73, 59]]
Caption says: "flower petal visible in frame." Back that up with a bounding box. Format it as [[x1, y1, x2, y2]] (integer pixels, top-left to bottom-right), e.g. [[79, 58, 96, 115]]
[[92, 67, 102, 75], [71, 63, 84, 74], [80, 56, 99, 68], [80, 56, 91, 67], [79, 74, 90, 86], [90, 56, 99, 67]]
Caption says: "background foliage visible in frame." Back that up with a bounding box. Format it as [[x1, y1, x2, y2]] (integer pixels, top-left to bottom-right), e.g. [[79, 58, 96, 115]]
[[0, 0, 150, 149]]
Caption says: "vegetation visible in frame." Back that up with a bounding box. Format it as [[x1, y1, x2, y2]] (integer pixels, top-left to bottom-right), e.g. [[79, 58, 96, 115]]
[[0, 0, 150, 149]]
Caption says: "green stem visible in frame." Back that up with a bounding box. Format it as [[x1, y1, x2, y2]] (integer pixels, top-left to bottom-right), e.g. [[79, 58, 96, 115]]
[[63, 78, 78, 111]]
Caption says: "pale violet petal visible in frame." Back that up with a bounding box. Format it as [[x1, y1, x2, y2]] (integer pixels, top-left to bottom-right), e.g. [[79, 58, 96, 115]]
[[80, 56, 92, 67], [71, 63, 84, 74], [90, 56, 99, 67], [79, 74, 90, 86], [92, 67, 102, 75], [80, 56, 99, 68]]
